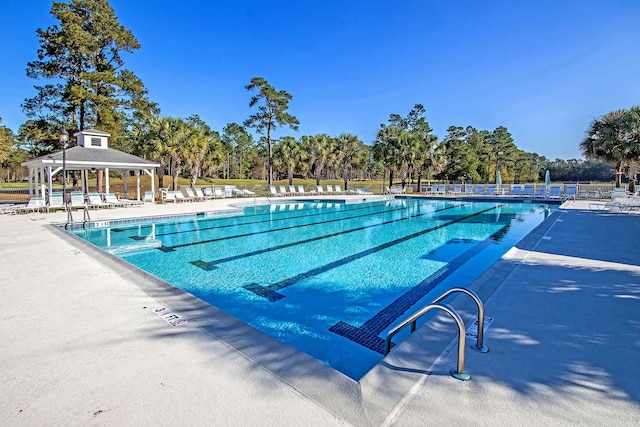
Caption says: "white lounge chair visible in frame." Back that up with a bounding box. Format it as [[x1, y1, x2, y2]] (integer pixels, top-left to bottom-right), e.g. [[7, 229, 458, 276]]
[[183, 187, 203, 201], [316, 185, 325, 194], [297, 185, 308, 196], [143, 191, 155, 203], [70, 192, 86, 208], [48, 193, 66, 211], [279, 185, 289, 196], [103, 193, 126, 207], [194, 187, 213, 200], [326, 184, 334, 194], [87, 193, 109, 208], [464, 185, 474, 196], [269, 185, 282, 197], [14, 197, 46, 214], [213, 187, 226, 198]]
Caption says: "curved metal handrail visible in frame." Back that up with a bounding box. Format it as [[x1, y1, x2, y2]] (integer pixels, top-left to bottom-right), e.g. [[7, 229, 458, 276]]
[[431, 287, 488, 353], [385, 303, 470, 380]]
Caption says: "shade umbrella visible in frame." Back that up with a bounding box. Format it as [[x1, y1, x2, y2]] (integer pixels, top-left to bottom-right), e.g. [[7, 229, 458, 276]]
[[496, 170, 502, 185], [545, 170, 551, 186]]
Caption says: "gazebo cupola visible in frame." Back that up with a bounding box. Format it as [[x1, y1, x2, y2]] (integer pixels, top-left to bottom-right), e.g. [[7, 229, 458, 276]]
[[75, 129, 110, 149]]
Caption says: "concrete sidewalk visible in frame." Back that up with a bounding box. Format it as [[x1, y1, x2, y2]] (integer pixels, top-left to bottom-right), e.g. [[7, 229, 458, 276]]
[[1, 198, 639, 426]]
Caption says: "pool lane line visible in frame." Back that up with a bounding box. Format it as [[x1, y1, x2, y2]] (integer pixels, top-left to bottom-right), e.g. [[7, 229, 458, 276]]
[[127, 200, 398, 238], [189, 203, 463, 269], [159, 201, 461, 253], [328, 225, 509, 354], [243, 204, 504, 302]]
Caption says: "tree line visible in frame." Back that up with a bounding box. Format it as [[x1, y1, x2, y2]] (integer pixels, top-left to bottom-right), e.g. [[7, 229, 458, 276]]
[[0, 0, 636, 189]]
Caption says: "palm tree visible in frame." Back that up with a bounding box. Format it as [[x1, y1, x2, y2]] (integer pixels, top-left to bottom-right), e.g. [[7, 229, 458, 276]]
[[303, 134, 335, 185], [273, 136, 306, 185], [581, 109, 628, 187], [335, 133, 367, 191]]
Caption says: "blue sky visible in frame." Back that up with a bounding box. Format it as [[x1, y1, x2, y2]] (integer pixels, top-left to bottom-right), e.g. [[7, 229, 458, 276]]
[[1, 0, 640, 160]]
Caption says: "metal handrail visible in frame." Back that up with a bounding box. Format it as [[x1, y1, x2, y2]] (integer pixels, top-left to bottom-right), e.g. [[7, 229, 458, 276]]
[[385, 303, 470, 380], [431, 287, 489, 353]]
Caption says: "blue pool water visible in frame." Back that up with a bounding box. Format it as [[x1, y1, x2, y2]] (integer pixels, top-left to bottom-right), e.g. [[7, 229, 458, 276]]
[[70, 198, 553, 379]]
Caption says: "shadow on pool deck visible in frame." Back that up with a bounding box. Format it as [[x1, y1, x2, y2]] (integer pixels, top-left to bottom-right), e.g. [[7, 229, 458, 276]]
[[1, 198, 639, 426]]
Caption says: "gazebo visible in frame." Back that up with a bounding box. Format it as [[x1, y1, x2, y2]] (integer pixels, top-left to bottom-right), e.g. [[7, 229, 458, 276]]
[[21, 129, 160, 202]]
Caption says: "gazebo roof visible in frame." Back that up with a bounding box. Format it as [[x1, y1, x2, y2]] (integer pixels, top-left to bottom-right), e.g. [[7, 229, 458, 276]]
[[22, 146, 160, 170]]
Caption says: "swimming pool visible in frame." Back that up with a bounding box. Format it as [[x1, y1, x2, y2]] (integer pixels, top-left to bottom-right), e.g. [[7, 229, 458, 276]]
[[69, 198, 553, 379]]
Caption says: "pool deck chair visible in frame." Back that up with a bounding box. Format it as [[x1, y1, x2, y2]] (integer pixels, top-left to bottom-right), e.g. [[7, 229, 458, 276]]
[[194, 187, 212, 200], [548, 185, 562, 199], [511, 185, 523, 196], [183, 187, 203, 201], [523, 185, 534, 197], [486, 185, 496, 196], [14, 197, 46, 214], [48, 193, 66, 211], [143, 191, 155, 203], [334, 185, 345, 194], [326, 185, 334, 194], [269, 185, 282, 197], [162, 190, 177, 203], [213, 187, 226, 198], [289, 185, 298, 196], [464, 185, 474, 196], [278, 185, 289, 196], [103, 193, 126, 207], [474, 185, 484, 195], [87, 193, 109, 209], [563, 185, 577, 201], [448, 185, 462, 196], [173, 191, 194, 202], [70, 192, 86, 208], [297, 185, 308, 196], [316, 185, 325, 195]]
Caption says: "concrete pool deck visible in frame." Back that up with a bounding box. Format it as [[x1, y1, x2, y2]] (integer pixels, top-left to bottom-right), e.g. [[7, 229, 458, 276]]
[[1, 196, 639, 426]]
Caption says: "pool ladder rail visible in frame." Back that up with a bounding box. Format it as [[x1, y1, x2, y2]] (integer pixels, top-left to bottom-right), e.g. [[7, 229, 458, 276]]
[[64, 202, 91, 229], [384, 287, 489, 381]]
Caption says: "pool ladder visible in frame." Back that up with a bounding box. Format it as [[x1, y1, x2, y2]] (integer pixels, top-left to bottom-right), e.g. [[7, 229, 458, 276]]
[[64, 203, 91, 229], [384, 287, 488, 381]]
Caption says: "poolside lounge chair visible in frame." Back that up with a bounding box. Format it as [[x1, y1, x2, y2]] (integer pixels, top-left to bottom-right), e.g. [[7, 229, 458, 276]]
[[103, 193, 126, 207], [14, 197, 46, 214], [316, 185, 325, 194], [523, 185, 534, 197], [510, 185, 523, 196], [474, 185, 484, 195], [105, 193, 142, 207], [297, 185, 308, 196], [162, 190, 177, 203], [269, 185, 281, 197], [464, 185, 474, 196], [535, 187, 547, 197], [334, 185, 346, 194], [486, 185, 496, 196], [326, 185, 334, 194], [70, 192, 86, 208], [194, 187, 212, 200], [213, 187, 226, 198], [356, 188, 374, 195], [563, 185, 577, 201], [548, 185, 562, 199], [278, 185, 289, 196], [288, 185, 298, 196], [0, 204, 17, 214], [448, 185, 462, 196], [143, 191, 155, 203], [48, 193, 66, 211], [87, 193, 109, 208], [183, 187, 203, 201]]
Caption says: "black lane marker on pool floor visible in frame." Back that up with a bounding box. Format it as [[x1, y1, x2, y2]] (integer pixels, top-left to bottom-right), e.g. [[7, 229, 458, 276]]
[[190, 203, 461, 270], [328, 229, 505, 354], [132, 201, 388, 239], [159, 202, 412, 253], [243, 205, 503, 302]]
